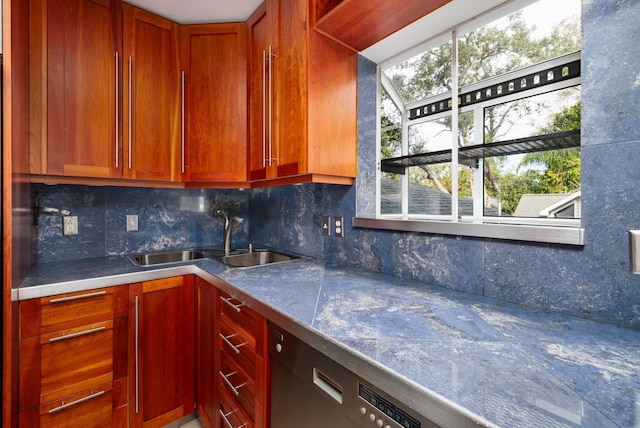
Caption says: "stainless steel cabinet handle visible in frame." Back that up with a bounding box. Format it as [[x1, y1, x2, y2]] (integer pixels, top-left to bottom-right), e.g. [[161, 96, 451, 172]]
[[268, 45, 275, 166], [48, 390, 105, 414], [262, 49, 267, 168], [115, 51, 119, 169], [128, 55, 133, 170], [219, 371, 246, 397], [219, 333, 246, 354], [219, 296, 243, 312], [50, 291, 106, 304], [181, 70, 186, 174], [134, 295, 139, 414], [219, 408, 245, 428], [49, 326, 106, 343]]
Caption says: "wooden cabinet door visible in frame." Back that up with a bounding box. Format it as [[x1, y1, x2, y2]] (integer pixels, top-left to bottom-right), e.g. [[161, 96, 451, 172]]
[[129, 276, 195, 428], [181, 24, 248, 184], [122, 4, 181, 182], [195, 278, 215, 428], [247, 0, 357, 184], [247, 4, 272, 181], [42, 0, 122, 179]]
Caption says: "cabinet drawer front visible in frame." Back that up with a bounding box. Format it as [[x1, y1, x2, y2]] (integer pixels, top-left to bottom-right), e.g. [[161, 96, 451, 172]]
[[40, 383, 113, 428], [219, 321, 257, 380], [218, 291, 258, 341], [218, 387, 254, 428], [219, 350, 256, 422], [39, 287, 123, 334], [40, 321, 114, 404]]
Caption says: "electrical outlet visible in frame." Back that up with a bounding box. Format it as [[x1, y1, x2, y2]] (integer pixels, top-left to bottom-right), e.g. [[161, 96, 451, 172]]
[[322, 216, 331, 236], [126, 215, 139, 232], [62, 216, 78, 236], [334, 216, 344, 238]]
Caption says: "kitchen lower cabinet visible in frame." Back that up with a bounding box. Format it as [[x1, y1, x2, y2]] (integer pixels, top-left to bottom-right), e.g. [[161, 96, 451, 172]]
[[129, 276, 195, 428], [215, 288, 268, 428], [195, 279, 268, 428], [18, 286, 129, 427]]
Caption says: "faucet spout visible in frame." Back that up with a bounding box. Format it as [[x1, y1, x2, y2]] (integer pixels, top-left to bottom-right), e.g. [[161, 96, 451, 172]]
[[216, 210, 243, 254]]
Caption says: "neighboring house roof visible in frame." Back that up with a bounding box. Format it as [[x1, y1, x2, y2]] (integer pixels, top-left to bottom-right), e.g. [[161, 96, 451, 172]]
[[514, 192, 581, 218], [381, 178, 501, 216]]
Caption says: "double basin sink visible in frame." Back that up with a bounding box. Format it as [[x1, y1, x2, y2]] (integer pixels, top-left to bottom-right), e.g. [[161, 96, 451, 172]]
[[128, 248, 298, 268]]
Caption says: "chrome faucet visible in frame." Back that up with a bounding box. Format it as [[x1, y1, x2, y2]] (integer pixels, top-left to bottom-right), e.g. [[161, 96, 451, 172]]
[[216, 210, 243, 255]]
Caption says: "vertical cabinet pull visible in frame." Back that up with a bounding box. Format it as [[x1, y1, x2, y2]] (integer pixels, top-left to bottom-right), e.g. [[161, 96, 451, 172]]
[[128, 56, 133, 170], [267, 45, 275, 166], [134, 295, 139, 414], [219, 296, 243, 312], [219, 371, 246, 397], [115, 51, 119, 169], [48, 390, 106, 414], [50, 291, 106, 304], [262, 50, 267, 168], [181, 71, 186, 174]]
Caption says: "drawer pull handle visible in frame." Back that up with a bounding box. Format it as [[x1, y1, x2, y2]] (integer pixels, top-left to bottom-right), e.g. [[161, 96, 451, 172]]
[[220, 296, 243, 312], [48, 390, 105, 414], [220, 371, 246, 397], [219, 333, 246, 354], [219, 408, 245, 428], [49, 326, 106, 343], [50, 291, 106, 304]]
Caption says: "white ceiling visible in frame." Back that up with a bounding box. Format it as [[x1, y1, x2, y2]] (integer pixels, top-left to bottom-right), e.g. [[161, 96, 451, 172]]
[[125, 0, 263, 23]]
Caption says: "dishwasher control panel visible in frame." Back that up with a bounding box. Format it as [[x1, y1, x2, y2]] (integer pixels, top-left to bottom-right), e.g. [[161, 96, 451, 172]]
[[359, 383, 421, 428]]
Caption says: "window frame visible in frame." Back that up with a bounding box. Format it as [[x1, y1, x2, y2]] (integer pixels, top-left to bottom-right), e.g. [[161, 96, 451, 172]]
[[354, 5, 585, 246]]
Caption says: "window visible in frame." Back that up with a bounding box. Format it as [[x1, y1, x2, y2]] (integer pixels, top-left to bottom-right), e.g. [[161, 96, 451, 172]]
[[368, 0, 584, 244]]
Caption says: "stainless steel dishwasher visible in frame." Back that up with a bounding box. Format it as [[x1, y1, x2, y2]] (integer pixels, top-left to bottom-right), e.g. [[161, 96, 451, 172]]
[[268, 321, 441, 428]]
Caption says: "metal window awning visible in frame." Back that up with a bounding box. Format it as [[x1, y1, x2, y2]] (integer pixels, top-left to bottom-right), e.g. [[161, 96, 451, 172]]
[[381, 129, 580, 174]]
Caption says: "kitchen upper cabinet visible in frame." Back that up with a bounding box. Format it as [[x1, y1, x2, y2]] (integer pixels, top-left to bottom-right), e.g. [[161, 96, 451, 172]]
[[313, 0, 452, 52], [122, 4, 182, 182], [181, 24, 248, 184], [30, 0, 123, 179], [18, 286, 129, 427], [129, 276, 195, 428], [247, 0, 358, 185]]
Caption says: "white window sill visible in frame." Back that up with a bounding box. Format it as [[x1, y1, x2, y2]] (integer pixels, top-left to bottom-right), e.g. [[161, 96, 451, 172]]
[[352, 217, 585, 245]]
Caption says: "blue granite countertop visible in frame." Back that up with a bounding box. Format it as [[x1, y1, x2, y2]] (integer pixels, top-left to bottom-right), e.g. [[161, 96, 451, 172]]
[[20, 255, 640, 428]]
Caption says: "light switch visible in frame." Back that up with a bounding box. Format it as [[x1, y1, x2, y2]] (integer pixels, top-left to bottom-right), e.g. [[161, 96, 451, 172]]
[[126, 215, 139, 232], [322, 216, 331, 236]]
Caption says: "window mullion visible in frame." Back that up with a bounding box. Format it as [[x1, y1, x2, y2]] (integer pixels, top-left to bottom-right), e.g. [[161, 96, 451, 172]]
[[451, 30, 459, 222], [473, 106, 484, 218]]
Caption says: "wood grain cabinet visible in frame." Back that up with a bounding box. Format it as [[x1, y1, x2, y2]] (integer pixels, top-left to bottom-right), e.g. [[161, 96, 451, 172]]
[[30, 0, 123, 179], [195, 279, 268, 428], [215, 289, 268, 428], [247, 0, 358, 185], [181, 24, 248, 185], [128, 276, 195, 428], [122, 3, 182, 182], [18, 286, 129, 427], [30, 0, 182, 183]]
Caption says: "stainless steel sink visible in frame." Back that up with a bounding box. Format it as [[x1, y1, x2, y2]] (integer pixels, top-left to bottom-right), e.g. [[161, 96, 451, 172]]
[[128, 248, 297, 268], [219, 250, 298, 268], [128, 248, 228, 266]]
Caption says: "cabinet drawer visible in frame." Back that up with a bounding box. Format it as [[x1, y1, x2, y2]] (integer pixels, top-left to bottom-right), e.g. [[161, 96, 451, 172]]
[[218, 291, 258, 341], [218, 387, 254, 428], [219, 319, 257, 376], [20, 286, 128, 338], [20, 320, 114, 408], [219, 350, 256, 422]]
